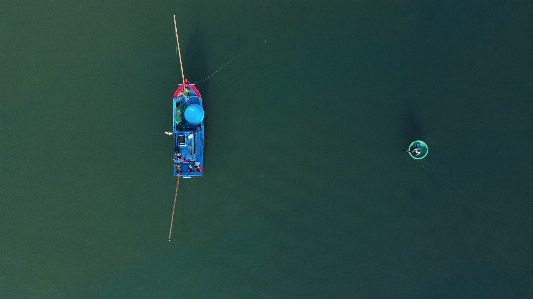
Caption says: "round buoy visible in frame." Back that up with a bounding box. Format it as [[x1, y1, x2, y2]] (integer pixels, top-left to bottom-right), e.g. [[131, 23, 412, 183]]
[[407, 140, 428, 160], [184, 104, 204, 125]]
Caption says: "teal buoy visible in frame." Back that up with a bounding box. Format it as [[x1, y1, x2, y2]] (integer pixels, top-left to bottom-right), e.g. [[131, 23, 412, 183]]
[[407, 140, 428, 160], [184, 104, 204, 125]]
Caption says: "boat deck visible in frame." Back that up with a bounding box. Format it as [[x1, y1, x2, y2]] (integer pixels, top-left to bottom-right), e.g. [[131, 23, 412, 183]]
[[173, 84, 204, 178]]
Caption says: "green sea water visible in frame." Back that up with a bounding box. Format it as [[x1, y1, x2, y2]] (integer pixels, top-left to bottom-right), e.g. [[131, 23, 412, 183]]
[[1, 1, 532, 298]]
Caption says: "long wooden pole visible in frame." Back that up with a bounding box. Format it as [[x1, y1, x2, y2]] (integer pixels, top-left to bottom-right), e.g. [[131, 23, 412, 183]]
[[168, 168, 181, 241], [173, 15, 185, 86], [169, 15, 184, 241]]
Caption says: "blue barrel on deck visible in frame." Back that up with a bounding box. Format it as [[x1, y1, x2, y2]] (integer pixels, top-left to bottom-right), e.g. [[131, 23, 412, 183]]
[[184, 104, 204, 125]]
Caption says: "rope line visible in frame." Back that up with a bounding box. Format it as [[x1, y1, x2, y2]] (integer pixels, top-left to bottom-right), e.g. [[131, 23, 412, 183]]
[[192, 34, 266, 84]]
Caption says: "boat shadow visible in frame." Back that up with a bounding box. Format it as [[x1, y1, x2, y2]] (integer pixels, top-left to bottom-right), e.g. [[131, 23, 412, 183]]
[[401, 109, 425, 145], [183, 28, 210, 102]]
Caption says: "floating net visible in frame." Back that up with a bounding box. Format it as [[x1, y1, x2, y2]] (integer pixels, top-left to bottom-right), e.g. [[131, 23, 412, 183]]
[[174, 102, 185, 125]]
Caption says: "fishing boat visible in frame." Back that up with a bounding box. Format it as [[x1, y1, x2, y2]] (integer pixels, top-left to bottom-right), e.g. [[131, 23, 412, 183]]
[[172, 80, 205, 178], [168, 15, 205, 241]]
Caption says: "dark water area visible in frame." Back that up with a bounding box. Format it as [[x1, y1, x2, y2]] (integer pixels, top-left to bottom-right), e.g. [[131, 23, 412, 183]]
[[1, 1, 532, 298]]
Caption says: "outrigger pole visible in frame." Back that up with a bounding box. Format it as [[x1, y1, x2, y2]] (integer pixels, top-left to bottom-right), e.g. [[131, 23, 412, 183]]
[[173, 15, 185, 86], [168, 168, 181, 241], [169, 15, 184, 241]]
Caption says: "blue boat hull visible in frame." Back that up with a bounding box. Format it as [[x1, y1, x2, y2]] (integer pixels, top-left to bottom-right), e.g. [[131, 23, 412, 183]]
[[173, 80, 205, 177]]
